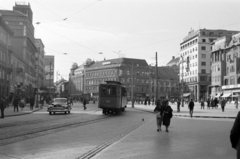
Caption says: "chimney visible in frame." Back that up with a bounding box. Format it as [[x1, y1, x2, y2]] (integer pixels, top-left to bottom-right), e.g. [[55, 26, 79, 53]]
[[172, 56, 175, 59]]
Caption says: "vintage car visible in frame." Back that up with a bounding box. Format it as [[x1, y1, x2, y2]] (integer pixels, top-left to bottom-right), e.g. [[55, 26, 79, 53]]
[[47, 98, 72, 115]]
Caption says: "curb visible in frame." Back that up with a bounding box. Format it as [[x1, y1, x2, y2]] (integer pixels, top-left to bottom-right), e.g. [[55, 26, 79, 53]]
[[4, 108, 43, 118], [133, 107, 236, 119]]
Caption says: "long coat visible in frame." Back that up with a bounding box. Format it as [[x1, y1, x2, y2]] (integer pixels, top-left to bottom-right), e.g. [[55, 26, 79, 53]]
[[230, 111, 240, 159], [163, 105, 173, 127]]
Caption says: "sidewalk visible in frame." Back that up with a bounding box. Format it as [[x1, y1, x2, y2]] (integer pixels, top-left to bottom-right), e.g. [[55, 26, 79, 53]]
[[1, 104, 42, 118], [129, 102, 239, 119]]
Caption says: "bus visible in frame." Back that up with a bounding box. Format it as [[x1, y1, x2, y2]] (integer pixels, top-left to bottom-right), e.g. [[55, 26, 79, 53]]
[[98, 81, 127, 115]]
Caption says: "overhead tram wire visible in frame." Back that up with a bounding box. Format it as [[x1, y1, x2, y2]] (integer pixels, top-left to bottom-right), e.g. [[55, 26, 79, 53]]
[[63, 0, 101, 20], [38, 25, 98, 53], [33, 0, 116, 54]]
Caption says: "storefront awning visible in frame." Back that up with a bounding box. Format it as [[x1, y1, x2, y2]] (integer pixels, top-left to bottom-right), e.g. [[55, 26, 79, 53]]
[[183, 93, 191, 97], [215, 93, 223, 98], [222, 93, 232, 97]]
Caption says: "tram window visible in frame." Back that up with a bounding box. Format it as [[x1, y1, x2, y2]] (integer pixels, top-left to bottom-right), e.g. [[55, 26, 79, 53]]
[[101, 86, 117, 96]]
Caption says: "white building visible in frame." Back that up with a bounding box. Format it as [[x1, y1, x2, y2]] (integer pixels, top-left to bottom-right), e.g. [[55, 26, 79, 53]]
[[179, 29, 239, 100]]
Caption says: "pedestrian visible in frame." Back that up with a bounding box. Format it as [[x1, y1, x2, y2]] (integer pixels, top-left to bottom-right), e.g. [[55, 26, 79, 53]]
[[221, 98, 226, 112], [30, 96, 35, 110], [0, 97, 6, 118], [214, 98, 218, 108], [235, 98, 239, 109], [207, 98, 210, 109], [177, 98, 181, 112], [13, 96, 19, 112], [230, 111, 240, 159], [154, 99, 163, 132], [188, 98, 194, 118], [200, 99, 205, 109], [83, 98, 87, 110], [162, 100, 173, 132]]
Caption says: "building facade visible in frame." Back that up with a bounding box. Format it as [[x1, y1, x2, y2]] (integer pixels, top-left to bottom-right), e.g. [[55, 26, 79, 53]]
[[180, 29, 239, 100], [0, 16, 13, 97], [44, 55, 55, 98], [166, 56, 180, 75], [216, 33, 240, 98], [0, 2, 38, 97], [35, 39, 45, 90]]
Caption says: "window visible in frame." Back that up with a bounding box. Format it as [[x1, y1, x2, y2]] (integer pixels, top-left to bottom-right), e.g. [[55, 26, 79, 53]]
[[202, 32, 205, 35], [201, 69, 206, 73], [201, 62, 206, 66], [202, 39, 206, 42], [202, 54, 206, 58], [209, 32, 214, 36], [200, 76, 207, 81], [201, 46, 206, 50]]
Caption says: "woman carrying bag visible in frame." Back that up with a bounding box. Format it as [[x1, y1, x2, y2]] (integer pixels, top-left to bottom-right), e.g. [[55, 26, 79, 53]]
[[154, 99, 164, 132]]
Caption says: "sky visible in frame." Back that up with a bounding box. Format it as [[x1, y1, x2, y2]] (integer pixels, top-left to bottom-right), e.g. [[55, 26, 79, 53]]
[[1, 0, 240, 81]]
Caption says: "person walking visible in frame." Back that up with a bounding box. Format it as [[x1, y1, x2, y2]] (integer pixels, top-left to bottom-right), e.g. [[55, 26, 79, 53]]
[[83, 98, 87, 110], [162, 100, 173, 132], [177, 98, 181, 112], [154, 99, 164, 132], [200, 99, 205, 109], [30, 96, 35, 110], [230, 111, 240, 159], [0, 97, 5, 118], [221, 98, 226, 112], [13, 96, 19, 112], [207, 98, 210, 109], [188, 99, 195, 118], [235, 98, 239, 109]]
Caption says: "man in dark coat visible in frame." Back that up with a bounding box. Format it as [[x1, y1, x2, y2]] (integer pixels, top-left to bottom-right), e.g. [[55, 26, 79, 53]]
[[83, 98, 87, 110], [230, 111, 240, 159], [188, 99, 195, 118], [30, 97, 35, 110], [154, 99, 164, 132], [162, 100, 173, 132], [0, 97, 6, 118]]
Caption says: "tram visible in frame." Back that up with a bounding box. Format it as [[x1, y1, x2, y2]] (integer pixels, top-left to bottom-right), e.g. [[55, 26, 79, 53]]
[[98, 81, 127, 115]]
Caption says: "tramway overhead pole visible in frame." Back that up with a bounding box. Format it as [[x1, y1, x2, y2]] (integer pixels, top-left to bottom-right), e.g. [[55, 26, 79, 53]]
[[155, 52, 158, 101]]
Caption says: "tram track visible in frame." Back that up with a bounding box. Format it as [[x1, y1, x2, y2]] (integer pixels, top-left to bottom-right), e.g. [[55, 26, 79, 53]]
[[0, 115, 113, 147], [77, 120, 147, 159], [0, 114, 81, 129]]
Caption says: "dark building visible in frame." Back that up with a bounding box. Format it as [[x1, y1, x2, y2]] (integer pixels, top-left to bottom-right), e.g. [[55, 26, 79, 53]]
[[85, 58, 149, 99], [0, 2, 38, 97], [0, 16, 14, 97]]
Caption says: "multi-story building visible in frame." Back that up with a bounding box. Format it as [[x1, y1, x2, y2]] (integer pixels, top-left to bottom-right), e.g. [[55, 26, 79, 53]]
[[180, 29, 239, 100], [218, 33, 240, 98], [0, 2, 38, 97], [148, 66, 180, 99], [84, 58, 149, 99], [35, 39, 45, 89], [69, 59, 94, 98], [166, 56, 180, 75], [210, 35, 232, 98], [44, 55, 54, 98], [0, 16, 14, 97]]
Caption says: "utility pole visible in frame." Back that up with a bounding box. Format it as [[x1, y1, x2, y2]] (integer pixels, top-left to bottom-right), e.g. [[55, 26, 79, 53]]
[[36, 50, 40, 108], [131, 62, 134, 108], [155, 52, 158, 100]]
